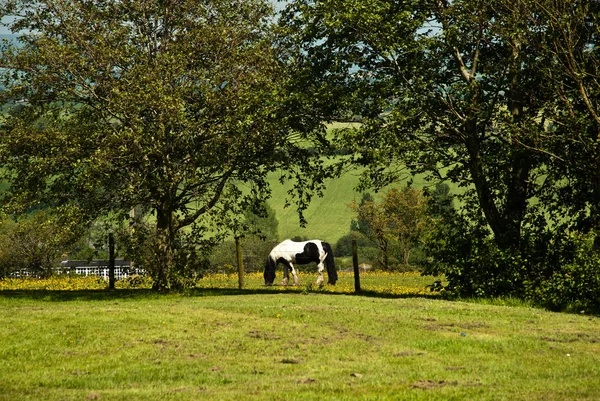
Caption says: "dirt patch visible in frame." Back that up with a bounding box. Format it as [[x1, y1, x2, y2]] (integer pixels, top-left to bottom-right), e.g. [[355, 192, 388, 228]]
[[411, 380, 458, 390], [280, 358, 303, 364], [422, 320, 488, 332], [247, 330, 281, 340], [411, 379, 482, 389], [393, 351, 426, 357], [541, 332, 600, 344], [185, 353, 205, 360]]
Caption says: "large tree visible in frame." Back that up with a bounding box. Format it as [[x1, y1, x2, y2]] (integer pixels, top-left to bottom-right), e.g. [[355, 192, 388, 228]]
[[280, 0, 556, 251], [0, 0, 331, 290], [530, 0, 600, 247]]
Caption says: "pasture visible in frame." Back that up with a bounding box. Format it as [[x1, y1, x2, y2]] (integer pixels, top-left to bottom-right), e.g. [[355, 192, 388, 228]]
[[1, 272, 599, 400]]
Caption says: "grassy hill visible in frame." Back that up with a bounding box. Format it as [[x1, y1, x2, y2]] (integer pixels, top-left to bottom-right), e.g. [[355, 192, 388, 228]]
[[266, 167, 439, 244], [266, 169, 364, 243]]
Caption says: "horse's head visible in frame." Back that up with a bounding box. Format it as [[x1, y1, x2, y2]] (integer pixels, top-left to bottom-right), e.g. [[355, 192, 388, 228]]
[[264, 257, 276, 285]]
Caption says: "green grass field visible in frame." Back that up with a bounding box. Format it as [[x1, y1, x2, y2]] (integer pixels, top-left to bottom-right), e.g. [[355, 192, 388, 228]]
[[266, 167, 437, 244], [1, 273, 599, 401]]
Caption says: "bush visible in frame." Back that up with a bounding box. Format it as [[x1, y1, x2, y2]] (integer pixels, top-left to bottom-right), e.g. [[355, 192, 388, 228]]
[[423, 211, 600, 312], [334, 231, 375, 257], [0, 211, 83, 278], [117, 222, 211, 290], [526, 232, 600, 312]]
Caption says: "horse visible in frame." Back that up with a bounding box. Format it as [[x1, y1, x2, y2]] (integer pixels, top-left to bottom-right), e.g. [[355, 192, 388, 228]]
[[264, 239, 337, 286]]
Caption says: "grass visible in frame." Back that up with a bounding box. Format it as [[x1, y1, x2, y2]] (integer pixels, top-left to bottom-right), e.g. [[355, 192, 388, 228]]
[[1, 273, 599, 401], [266, 167, 437, 244]]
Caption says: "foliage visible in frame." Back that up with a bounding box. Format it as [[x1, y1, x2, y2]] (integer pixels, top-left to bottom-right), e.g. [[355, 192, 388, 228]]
[[349, 192, 373, 236], [281, 0, 552, 251], [116, 217, 211, 290], [348, 186, 433, 269], [280, 0, 600, 304], [525, 232, 600, 313], [333, 230, 373, 257], [209, 201, 279, 272], [0, 0, 333, 291], [0, 209, 83, 278], [530, 0, 600, 248], [424, 208, 600, 311], [241, 202, 279, 242]]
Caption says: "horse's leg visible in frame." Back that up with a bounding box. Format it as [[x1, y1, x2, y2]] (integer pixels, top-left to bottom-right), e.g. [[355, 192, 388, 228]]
[[315, 262, 325, 286], [281, 262, 290, 286], [290, 263, 300, 286]]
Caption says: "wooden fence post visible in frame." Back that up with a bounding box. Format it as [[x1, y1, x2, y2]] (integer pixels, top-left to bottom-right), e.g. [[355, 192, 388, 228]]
[[352, 239, 361, 293], [236, 237, 244, 289], [108, 233, 115, 290]]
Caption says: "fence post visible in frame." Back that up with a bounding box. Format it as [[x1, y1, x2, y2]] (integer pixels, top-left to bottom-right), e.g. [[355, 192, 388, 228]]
[[108, 233, 115, 290], [236, 237, 244, 289], [352, 239, 361, 293]]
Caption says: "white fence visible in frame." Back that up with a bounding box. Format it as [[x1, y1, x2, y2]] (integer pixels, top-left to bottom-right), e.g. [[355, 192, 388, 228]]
[[60, 260, 144, 280]]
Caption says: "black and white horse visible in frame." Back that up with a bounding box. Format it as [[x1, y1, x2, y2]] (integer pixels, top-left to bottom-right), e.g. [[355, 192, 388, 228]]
[[264, 239, 337, 286]]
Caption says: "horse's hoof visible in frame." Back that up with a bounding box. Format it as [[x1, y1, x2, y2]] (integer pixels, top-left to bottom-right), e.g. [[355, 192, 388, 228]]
[[281, 278, 289, 286]]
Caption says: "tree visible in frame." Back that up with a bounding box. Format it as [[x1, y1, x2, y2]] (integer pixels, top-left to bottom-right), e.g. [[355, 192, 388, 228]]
[[350, 194, 391, 269], [242, 202, 279, 242], [0, 0, 331, 290], [529, 0, 600, 248], [349, 192, 373, 236], [280, 0, 554, 252], [350, 187, 432, 269], [385, 187, 432, 267], [0, 209, 83, 278]]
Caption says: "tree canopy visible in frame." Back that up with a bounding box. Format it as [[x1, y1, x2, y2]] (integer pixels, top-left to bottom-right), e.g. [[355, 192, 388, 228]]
[[279, 0, 600, 304], [0, 0, 332, 290]]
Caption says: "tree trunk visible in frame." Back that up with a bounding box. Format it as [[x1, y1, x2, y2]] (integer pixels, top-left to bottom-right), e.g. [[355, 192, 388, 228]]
[[153, 201, 176, 291]]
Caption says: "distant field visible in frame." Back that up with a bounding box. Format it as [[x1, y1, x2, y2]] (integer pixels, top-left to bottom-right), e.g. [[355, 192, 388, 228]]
[[266, 168, 364, 243], [266, 167, 440, 244]]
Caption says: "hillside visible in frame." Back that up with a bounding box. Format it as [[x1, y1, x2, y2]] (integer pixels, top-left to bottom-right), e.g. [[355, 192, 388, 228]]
[[266, 167, 437, 244], [266, 169, 364, 243]]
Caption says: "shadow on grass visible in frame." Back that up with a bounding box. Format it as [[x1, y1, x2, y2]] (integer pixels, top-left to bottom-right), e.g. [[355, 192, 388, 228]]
[[0, 286, 443, 302]]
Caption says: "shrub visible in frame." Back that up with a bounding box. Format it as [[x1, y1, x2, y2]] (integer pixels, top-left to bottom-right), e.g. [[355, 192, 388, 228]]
[[117, 222, 210, 290], [526, 232, 600, 312], [334, 231, 374, 257], [424, 210, 600, 312], [0, 211, 83, 278]]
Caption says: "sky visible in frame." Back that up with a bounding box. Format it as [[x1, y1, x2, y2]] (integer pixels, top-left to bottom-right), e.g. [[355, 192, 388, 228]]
[[0, 16, 17, 36], [0, 3, 287, 35]]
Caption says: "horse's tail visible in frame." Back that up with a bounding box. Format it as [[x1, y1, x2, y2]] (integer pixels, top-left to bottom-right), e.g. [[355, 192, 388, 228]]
[[264, 255, 276, 286], [322, 241, 337, 285]]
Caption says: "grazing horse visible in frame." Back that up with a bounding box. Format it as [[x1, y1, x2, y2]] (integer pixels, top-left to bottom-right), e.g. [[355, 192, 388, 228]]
[[264, 239, 337, 286]]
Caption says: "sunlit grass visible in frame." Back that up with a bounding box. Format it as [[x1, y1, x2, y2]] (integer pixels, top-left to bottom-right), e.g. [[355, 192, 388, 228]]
[[0, 271, 440, 297], [197, 271, 440, 297], [0, 273, 598, 401], [0, 275, 152, 291]]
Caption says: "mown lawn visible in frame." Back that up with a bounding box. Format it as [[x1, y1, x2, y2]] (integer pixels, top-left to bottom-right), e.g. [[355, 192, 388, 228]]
[[1, 272, 598, 401]]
